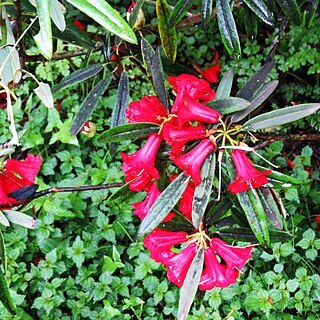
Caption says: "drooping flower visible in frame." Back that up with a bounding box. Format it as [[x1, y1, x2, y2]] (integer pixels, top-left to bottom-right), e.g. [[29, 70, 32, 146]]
[[143, 228, 188, 264], [176, 97, 220, 128], [168, 74, 216, 113], [228, 149, 271, 194], [162, 118, 207, 155], [121, 133, 162, 192], [201, 51, 220, 83], [126, 96, 168, 125], [170, 139, 216, 185], [0, 154, 42, 209], [132, 182, 175, 221]]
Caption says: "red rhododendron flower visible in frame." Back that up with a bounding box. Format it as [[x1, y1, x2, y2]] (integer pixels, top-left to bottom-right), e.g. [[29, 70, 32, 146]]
[[143, 228, 188, 264], [162, 118, 207, 155], [73, 19, 86, 31], [168, 74, 216, 113], [201, 51, 220, 83], [170, 139, 216, 185], [0, 154, 42, 209], [228, 149, 271, 194], [126, 96, 168, 125], [176, 98, 220, 128], [121, 133, 162, 191]]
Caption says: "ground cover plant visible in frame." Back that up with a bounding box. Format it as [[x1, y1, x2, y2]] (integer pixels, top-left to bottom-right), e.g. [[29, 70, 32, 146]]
[[0, 0, 319, 319]]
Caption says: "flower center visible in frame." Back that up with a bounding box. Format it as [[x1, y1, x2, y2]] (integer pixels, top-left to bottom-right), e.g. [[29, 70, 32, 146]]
[[157, 114, 177, 135], [187, 226, 211, 249]]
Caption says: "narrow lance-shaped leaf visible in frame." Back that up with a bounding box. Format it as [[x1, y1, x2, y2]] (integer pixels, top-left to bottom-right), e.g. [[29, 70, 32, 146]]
[[168, 0, 194, 27], [215, 69, 234, 100], [242, 103, 320, 131], [276, 0, 301, 26], [52, 64, 103, 93], [0, 230, 7, 272], [65, 0, 137, 43], [236, 61, 274, 100], [34, 0, 52, 59], [201, 0, 213, 27], [156, 0, 177, 63], [231, 80, 278, 123], [141, 36, 155, 76], [70, 77, 111, 135], [256, 165, 301, 185], [192, 152, 216, 229], [243, 3, 258, 41], [151, 47, 169, 109], [178, 248, 204, 320], [128, 0, 144, 28], [137, 173, 191, 238], [216, 0, 241, 58], [50, 0, 66, 31], [243, 0, 274, 26], [99, 123, 159, 143], [304, 0, 319, 28], [0, 267, 16, 315], [207, 97, 250, 115]]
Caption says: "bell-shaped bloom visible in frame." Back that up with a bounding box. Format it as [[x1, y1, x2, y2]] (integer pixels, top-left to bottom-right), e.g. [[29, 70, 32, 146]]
[[176, 98, 220, 128], [121, 133, 162, 191], [162, 118, 207, 155], [199, 246, 239, 291], [132, 182, 174, 221], [170, 139, 216, 185], [0, 154, 42, 209], [211, 238, 255, 270], [228, 149, 271, 194], [166, 242, 197, 287], [125, 96, 168, 125], [143, 229, 188, 264], [168, 74, 216, 113], [201, 51, 220, 83]]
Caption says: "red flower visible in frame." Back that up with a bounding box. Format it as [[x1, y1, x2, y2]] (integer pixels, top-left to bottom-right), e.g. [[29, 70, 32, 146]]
[[0, 154, 42, 209], [315, 215, 320, 230], [143, 228, 188, 264], [121, 133, 162, 191], [73, 19, 86, 31], [228, 149, 271, 194], [176, 98, 220, 128], [162, 118, 207, 155], [168, 74, 216, 113], [170, 139, 216, 185], [126, 96, 168, 125], [199, 246, 239, 290], [201, 51, 220, 83], [132, 182, 174, 221], [127, 1, 136, 13]]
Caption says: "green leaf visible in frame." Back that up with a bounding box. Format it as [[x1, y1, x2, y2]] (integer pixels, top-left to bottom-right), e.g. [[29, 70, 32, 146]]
[[231, 80, 278, 122], [0, 268, 16, 315], [205, 197, 233, 226], [276, 0, 301, 26], [216, 0, 241, 58], [156, 0, 177, 62], [304, 0, 319, 28], [242, 103, 320, 131], [128, 0, 144, 28], [34, 82, 53, 109], [236, 61, 274, 100], [141, 36, 155, 76], [201, 0, 213, 27], [242, 3, 258, 40], [52, 63, 103, 93], [70, 77, 111, 135], [192, 152, 215, 228], [243, 0, 274, 26], [50, 0, 66, 31], [102, 256, 124, 274], [215, 69, 234, 100], [159, 211, 194, 232], [99, 123, 159, 143], [207, 97, 250, 115], [178, 248, 204, 320], [256, 166, 301, 185], [65, 0, 137, 43], [137, 173, 190, 238], [34, 0, 52, 59], [168, 0, 194, 27], [105, 183, 136, 206], [151, 47, 169, 109], [0, 230, 7, 272]]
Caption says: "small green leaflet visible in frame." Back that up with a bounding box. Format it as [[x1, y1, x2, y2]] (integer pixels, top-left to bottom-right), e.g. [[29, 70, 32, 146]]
[[99, 123, 159, 143], [65, 0, 137, 43], [137, 173, 190, 238], [276, 0, 301, 26], [70, 77, 111, 135], [178, 248, 204, 320], [243, 103, 320, 131], [207, 97, 250, 115], [52, 64, 103, 93], [216, 0, 241, 58]]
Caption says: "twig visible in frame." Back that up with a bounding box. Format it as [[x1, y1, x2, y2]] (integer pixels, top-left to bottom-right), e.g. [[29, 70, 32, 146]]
[[13, 0, 25, 70]]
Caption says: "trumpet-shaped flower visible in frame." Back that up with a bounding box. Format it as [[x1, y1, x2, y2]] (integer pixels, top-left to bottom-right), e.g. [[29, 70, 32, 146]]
[[170, 139, 216, 185], [126, 96, 168, 124], [0, 154, 42, 209], [201, 51, 220, 83], [168, 74, 216, 113], [228, 149, 271, 194], [121, 133, 162, 191]]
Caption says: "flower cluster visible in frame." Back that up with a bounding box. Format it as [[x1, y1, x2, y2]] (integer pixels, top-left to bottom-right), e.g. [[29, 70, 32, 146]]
[[119, 73, 271, 290]]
